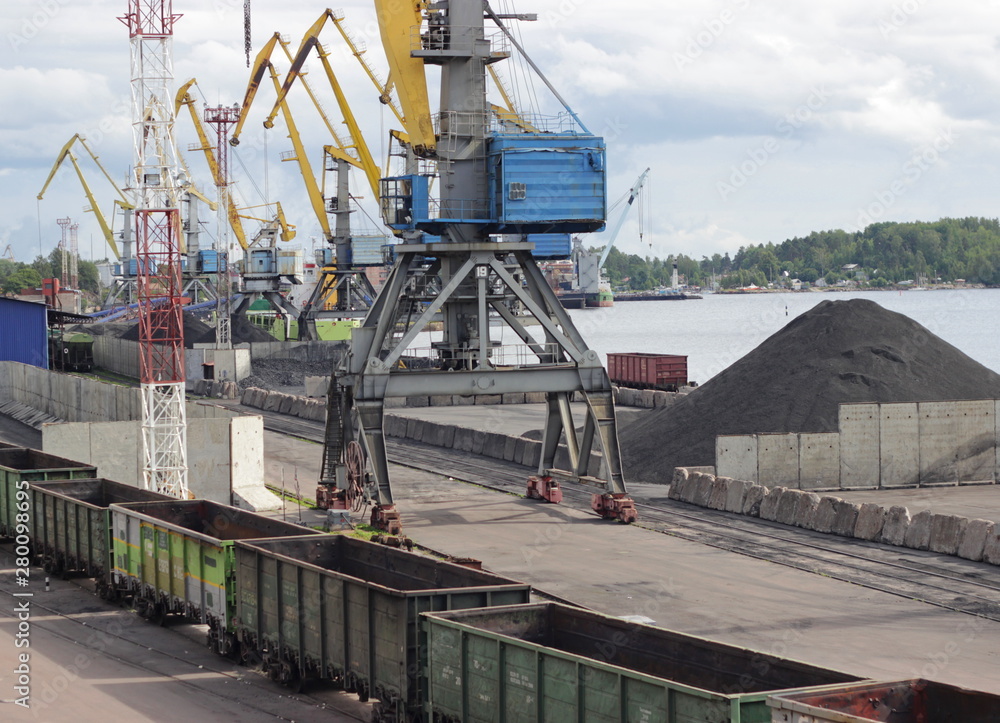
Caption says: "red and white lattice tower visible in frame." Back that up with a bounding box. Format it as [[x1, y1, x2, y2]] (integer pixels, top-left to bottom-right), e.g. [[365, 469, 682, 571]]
[[69, 221, 79, 289], [56, 217, 71, 288], [204, 104, 240, 349], [119, 1, 188, 498]]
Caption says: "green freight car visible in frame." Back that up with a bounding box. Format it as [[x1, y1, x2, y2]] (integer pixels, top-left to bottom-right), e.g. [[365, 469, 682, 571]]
[[109, 499, 320, 631], [422, 603, 864, 723], [767, 678, 1000, 723], [232, 535, 533, 721], [0, 448, 97, 538], [29, 479, 170, 591]]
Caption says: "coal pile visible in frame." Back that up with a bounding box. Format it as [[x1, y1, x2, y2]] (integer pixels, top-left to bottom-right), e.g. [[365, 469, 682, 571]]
[[620, 298, 1000, 482], [238, 357, 337, 390], [118, 313, 276, 347]]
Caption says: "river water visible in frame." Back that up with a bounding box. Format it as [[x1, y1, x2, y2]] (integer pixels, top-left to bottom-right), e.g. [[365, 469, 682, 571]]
[[564, 288, 1000, 385]]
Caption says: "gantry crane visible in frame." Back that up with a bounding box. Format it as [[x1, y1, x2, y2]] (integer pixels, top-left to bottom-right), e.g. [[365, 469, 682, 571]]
[[317, 0, 637, 534], [232, 29, 381, 339], [570, 167, 650, 305]]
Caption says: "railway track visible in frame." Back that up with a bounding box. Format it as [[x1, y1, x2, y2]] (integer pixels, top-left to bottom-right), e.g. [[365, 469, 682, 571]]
[[253, 406, 1000, 623]]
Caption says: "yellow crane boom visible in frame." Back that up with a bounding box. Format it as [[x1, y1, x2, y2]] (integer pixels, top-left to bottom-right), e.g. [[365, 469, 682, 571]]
[[37, 134, 133, 261], [175, 79, 249, 251], [373, 1, 436, 156], [266, 32, 381, 199]]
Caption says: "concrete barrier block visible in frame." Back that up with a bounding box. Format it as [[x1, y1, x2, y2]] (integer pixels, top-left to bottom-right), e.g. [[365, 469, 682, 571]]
[[273, 394, 290, 414], [929, 514, 969, 555], [452, 426, 472, 452], [471, 429, 488, 455], [690, 472, 715, 507], [639, 390, 656, 408], [524, 392, 546, 404], [440, 424, 457, 448], [405, 418, 422, 441], [452, 395, 476, 406], [982, 527, 1000, 565], [672, 467, 689, 486], [476, 394, 503, 405], [652, 391, 671, 408], [522, 440, 541, 469], [407, 396, 430, 408], [384, 397, 406, 409], [485, 432, 507, 460], [832, 500, 861, 537], [241, 387, 255, 405], [707, 477, 729, 510], [263, 392, 280, 412], [775, 488, 803, 526], [502, 435, 518, 462], [675, 473, 697, 503], [741, 485, 767, 517], [853, 503, 887, 541], [514, 438, 528, 466], [793, 492, 821, 528], [502, 393, 526, 405], [903, 509, 933, 550], [759, 486, 787, 521], [880, 506, 911, 546], [811, 496, 839, 533], [723, 479, 751, 513], [430, 395, 454, 407], [958, 519, 994, 562]]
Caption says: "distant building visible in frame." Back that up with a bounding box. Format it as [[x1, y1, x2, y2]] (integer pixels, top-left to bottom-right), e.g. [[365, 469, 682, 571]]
[[0, 297, 48, 368]]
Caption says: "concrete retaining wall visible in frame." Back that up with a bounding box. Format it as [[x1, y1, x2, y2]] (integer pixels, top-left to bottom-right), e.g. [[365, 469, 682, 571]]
[[41, 415, 277, 511], [0, 361, 243, 423], [92, 335, 141, 378], [669, 467, 1000, 566], [717, 399, 1000, 490]]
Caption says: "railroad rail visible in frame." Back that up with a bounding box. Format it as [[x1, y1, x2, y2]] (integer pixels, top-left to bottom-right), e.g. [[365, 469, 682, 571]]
[[250, 404, 1000, 623]]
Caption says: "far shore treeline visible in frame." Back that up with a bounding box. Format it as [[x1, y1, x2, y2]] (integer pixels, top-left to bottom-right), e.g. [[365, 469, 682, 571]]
[[602, 217, 1000, 291]]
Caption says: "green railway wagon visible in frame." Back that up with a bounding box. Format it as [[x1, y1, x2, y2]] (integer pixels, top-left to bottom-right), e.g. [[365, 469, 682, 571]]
[[767, 678, 1000, 723], [422, 603, 865, 723], [0, 448, 97, 538], [109, 500, 320, 633], [29, 479, 170, 588], [232, 535, 532, 721]]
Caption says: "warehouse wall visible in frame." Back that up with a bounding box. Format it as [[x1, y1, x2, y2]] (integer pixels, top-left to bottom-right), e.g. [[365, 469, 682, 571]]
[[717, 399, 1000, 490]]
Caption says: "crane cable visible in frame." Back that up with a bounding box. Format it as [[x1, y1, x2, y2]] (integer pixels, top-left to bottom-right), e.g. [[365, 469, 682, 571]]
[[243, 0, 252, 68]]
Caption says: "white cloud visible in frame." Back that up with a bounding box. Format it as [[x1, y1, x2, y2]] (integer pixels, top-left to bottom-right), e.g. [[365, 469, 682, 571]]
[[2, 0, 1000, 266]]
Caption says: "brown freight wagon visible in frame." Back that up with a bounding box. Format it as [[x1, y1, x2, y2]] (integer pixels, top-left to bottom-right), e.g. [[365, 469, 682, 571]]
[[607, 352, 688, 390]]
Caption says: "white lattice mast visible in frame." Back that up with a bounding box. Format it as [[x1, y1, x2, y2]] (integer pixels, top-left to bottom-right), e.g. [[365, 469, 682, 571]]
[[56, 217, 71, 287], [69, 221, 79, 289], [120, 0, 189, 499]]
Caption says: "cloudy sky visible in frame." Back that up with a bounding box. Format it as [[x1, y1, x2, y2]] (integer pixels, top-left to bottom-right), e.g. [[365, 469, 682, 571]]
[[3, 0, 999, 265]]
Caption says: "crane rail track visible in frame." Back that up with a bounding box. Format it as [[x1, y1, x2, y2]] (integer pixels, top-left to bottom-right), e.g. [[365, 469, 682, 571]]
[[254, 406, 1000, 622]]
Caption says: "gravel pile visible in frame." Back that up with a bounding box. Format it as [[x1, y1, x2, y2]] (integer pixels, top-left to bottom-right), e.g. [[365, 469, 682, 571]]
[[620, 298, 1000, 482]]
